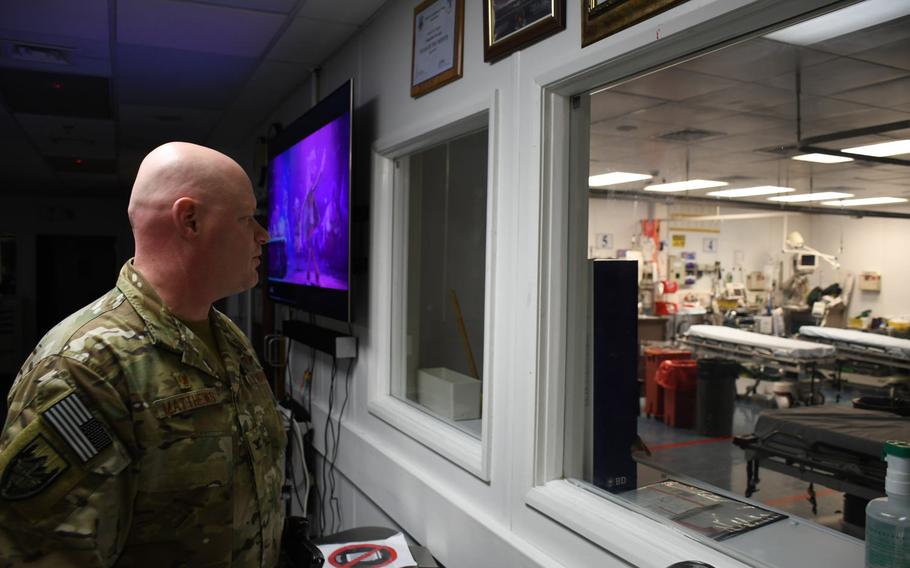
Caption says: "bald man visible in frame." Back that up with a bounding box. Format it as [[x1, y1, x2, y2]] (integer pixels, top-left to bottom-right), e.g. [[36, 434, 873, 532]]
[[0, 142, 286, 566]]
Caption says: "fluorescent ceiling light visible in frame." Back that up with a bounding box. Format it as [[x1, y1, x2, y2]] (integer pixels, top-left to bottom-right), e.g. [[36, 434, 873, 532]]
[[822, 196, 908, 207], [643, 179, 727, 192], [768, 191, 854, 203], [589, 171, 652, 187], [708, 186, 795, 198], [765, 0, 910, 45], [842, 139, 910, 157], [791, 153, 854, 164]]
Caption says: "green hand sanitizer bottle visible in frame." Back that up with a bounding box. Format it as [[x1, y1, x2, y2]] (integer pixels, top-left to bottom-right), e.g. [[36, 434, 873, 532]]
[[866, 440, 910, 568]]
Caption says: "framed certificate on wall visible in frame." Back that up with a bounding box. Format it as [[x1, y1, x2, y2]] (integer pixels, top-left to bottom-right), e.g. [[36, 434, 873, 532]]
[[582, 0, 689, 47], [411, 0, 465, 98]]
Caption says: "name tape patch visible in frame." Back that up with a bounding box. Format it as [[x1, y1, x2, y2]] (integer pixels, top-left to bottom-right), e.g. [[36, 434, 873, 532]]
[[43, 394, 113, 463], [155, 388, 219, 418]]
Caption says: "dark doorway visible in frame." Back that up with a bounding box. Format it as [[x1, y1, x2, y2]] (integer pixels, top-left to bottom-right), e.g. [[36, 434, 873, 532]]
[[36, 235, 117, 339]]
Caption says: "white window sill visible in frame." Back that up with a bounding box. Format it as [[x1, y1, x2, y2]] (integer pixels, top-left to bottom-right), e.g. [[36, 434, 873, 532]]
[[525, 480, 751, 568], [369, 393, 489, 481]]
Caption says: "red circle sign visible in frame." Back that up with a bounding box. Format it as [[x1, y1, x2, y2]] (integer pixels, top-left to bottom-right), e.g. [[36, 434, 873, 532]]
[[328, 543, 399, 567]]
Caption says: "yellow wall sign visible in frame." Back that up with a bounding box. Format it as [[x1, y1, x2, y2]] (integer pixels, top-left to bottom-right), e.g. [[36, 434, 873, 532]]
[[671, 234, 686, 247]]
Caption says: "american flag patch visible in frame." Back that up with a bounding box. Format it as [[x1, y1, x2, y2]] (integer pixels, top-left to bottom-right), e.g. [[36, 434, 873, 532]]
[[43, 394, 112, 462]]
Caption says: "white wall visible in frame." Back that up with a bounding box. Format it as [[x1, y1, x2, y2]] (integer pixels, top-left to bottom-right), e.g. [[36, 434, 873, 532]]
[[808, 215, 910, 318], [245, 1, 855, 567], [588, 198, 910, 319]]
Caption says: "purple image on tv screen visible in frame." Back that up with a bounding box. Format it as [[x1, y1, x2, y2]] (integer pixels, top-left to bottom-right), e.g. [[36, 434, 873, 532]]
[[267, 113, 350, 291]]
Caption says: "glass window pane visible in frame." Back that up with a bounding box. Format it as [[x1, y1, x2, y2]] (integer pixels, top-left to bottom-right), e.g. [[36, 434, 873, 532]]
[[569, 4, 910, 560], [393, 129, 488, 438]]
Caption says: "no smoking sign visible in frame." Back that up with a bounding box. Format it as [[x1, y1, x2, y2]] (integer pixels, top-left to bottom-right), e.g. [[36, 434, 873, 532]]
[[328, 544, 398, 567]]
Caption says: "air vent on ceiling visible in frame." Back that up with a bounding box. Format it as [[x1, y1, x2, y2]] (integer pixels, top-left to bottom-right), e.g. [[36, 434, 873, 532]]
[[658, 128, 726, 142], [9, 43, 72, 65]]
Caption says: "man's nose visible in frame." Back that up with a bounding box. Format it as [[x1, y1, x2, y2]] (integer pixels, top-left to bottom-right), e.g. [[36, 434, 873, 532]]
[[255, 219, 270, 244]]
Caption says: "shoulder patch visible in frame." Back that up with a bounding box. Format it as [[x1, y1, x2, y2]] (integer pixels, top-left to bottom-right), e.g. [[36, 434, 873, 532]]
[[0, 434, 69, 500], [43, 394, 113, 462]]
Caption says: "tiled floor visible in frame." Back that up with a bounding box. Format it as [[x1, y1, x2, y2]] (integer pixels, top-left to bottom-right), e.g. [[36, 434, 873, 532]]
[[634, 382, 874, 536]]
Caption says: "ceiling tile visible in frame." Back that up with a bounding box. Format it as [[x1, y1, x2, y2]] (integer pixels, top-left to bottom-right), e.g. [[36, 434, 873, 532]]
[[0, 0, 109, 42], [118, 104, 222, 148], [117, 0, 286, 58], [612, 68, 740, 102], [763, 95, 870, 121], [176, 0, 298, 14], [852, 36, 910, 71], [768, 57, 907, 97], [268, 16, 357, 66], [696, 113, 792, 137], [590, 116, 671, 140], [15, 114, 115, 159], [590, 91, 663, 123], [679, 39, 834, 82], [626, 102, 736, 127], [832, 76, 910, 108], [297, 0, 386, 26], [0, 69, 112, 118], [684, 83, 796, 115], [116, 45, 256, 108], [207, 59, 311, 147], [811, 15, 910, 56]]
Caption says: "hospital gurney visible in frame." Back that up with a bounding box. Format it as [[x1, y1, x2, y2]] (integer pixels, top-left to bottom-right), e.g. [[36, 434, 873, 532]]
[[798, 325, 910, 371], [798, 326, 910, 402], [681, 325, 836, 406], [734, 406, 910, 519]]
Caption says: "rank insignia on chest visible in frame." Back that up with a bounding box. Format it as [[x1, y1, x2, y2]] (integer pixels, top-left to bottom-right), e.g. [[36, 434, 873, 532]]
[[0, 434, 69, 500], [43, 394, 113, 462]]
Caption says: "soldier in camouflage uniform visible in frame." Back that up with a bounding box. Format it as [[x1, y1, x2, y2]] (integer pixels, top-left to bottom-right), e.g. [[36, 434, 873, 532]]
[[0, 142, 287, 566]]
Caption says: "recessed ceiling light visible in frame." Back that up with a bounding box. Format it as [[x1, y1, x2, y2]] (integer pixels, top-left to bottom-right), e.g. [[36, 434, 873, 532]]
[[765, 0, 910, 45], [822, 196, 908, 207], [708, 186, 795, 198], [589, 171, 652, 187], [643, 179, 728, 192], [842, 139, 910, 157], [769, 191, 854, 202], [792, 153, 854, 164]]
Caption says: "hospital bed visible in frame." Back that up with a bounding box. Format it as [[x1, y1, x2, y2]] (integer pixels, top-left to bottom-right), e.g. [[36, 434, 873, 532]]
[[681, 325, 836, 406], [798, 326, 910, 402], [798, 325, 910, 371], [734, 406, 910, 520]]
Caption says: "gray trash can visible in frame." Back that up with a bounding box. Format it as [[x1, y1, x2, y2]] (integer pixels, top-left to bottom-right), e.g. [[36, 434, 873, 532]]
[[696, 358, 739, 437]]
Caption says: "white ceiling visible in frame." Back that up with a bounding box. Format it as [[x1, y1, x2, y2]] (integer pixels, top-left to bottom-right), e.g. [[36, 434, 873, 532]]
[[589, 13, 910, 215], [0, 0, 387, 194]]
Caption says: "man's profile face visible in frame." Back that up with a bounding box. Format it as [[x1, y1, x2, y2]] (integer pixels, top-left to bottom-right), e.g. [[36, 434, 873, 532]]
[[202, 175, 269, 299]]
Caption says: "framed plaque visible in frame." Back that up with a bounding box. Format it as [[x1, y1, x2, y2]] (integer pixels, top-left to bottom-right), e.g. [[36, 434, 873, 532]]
[[411, 0, 465, 98], [484, 0, 566, 63], [582, 0, 689, 48]]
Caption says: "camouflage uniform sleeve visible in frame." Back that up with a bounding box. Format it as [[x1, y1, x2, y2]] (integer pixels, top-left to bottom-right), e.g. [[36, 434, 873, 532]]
[[0, 355, 134, 567]]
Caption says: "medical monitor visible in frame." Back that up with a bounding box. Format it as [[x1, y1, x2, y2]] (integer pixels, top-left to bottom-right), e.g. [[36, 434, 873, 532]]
[[266, 80, 352, 322], [796, 252, 817, 273]]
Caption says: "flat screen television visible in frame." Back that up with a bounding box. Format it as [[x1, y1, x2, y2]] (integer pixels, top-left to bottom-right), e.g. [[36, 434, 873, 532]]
[[266, 80, 352, 322]]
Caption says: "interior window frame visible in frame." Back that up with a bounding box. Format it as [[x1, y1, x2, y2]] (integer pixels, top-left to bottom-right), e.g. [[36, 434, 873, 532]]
[[369, 92, 500, 481], [529, 0, 866, 564]]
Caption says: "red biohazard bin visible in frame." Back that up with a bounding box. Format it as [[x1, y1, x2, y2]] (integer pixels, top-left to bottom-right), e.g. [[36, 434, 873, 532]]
[[643, 347, 692, 419], [656, 359, 698, 429]]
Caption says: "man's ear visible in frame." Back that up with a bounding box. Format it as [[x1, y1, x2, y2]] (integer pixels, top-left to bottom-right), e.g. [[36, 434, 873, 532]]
[[172, 197, 199, 238]]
